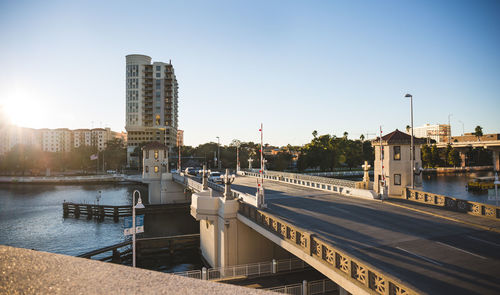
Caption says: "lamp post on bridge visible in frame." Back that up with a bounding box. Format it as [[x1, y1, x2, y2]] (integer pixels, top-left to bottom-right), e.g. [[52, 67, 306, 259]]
[[132, 190, 145, 268], [404, 94, 415, 189], [221, 168, 235, 200], [216, 136, 221, 170]]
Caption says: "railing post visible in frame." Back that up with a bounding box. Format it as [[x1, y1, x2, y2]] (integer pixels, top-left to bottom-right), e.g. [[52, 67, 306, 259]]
[[272, 259, 277, 274], [202, 267, 207, 280], [302, 280, 308, 295]]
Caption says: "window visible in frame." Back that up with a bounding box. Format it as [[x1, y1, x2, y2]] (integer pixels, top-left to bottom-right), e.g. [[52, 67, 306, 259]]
[[154, 150, 159, 159], [145, 166, 149, 173], [394, 174, 401, 185], [164, 150, 167, 158], [394, 146, 401, 160], [154, 166, 159, 173], [156, 73, 161, 78], [156, 66, 161, 71]]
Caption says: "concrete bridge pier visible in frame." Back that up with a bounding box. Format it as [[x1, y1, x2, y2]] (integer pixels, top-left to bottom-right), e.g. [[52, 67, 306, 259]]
[[492, 148, 500, 172], [191, 186, 290, 268]]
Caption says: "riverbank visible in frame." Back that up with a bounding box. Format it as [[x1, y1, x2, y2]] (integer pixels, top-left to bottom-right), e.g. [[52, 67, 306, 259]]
[[423, 165, 493, 174], [0, 174, 143, 184]]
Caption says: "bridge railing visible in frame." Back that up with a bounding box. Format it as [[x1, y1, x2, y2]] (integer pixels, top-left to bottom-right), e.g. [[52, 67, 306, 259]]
[[241, 170, 377, 200], [238, 202, 419, 295], [246, 170, 357, 188], [405, 188, 500, 220]]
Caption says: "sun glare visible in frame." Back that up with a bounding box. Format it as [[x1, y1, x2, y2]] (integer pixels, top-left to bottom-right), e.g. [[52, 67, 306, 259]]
[[3, 98, 47, 128]]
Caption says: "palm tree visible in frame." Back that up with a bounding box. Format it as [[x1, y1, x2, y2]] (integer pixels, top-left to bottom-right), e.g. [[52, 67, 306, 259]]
[[474, 125, 483, 141]]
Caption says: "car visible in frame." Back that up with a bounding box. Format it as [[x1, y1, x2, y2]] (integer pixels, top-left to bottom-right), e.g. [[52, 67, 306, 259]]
[[208, 171, 222, 183]]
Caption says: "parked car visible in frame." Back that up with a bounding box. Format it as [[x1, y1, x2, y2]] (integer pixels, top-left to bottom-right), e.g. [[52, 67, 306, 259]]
[[185, 167, 199, 176], [208, 171, 222, 183]]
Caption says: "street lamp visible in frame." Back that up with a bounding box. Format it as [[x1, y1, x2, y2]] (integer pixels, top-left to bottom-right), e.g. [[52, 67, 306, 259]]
[[404, 94, 415, 189], [132, 190, 145, 268], [216, 136, 221, 170]]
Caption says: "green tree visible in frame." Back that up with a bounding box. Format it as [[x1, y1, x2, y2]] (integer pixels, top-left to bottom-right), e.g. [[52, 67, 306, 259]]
[[447, 147, 461, 167], [474, 125, 483, 141], [421, 144, 432, 167]]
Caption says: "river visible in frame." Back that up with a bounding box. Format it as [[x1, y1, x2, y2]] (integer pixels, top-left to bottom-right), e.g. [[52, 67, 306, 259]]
[[0, 183, 201, 272]]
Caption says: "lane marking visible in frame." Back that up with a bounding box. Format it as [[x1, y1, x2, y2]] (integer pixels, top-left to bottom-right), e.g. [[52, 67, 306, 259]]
[[395, 247, 443, 266], [466, 236, 500, 247], [435, 242, 487, 259]]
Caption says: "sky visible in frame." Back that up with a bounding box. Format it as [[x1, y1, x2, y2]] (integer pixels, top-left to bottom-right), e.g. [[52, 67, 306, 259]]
[[0, 0, 499, 146]]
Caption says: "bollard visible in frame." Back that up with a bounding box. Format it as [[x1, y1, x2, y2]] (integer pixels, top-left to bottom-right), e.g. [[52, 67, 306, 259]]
[[302, 280, 308, 295], [202, 267, 207, 280], [272, 259, 277, 274]]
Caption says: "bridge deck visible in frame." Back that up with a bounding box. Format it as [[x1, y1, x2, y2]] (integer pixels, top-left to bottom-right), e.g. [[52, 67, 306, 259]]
[[233, 176, 500, 295]]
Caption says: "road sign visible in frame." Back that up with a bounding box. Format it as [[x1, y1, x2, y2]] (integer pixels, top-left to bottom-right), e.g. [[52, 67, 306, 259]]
[[124, 215, 144, 235]]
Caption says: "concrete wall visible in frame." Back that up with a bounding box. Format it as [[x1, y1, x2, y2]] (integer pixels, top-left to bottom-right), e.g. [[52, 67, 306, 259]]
[[200, 219, 218, 267], [374, 144, 422, 196]]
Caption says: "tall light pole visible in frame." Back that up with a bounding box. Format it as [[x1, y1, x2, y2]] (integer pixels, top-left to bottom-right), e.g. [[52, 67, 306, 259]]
[[132, 190, 145, 268], [216, 136, 221, 170], [404, 94, 415, 189]]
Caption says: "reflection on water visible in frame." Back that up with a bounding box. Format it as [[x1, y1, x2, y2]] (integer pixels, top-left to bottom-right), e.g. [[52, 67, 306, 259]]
[[421, 172, 497, 205], [0, 183, 200, 272]]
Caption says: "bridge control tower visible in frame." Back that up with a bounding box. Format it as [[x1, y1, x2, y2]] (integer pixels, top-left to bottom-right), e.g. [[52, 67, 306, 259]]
[[372, 129, 426, 197], [142, 142, 186, 204]]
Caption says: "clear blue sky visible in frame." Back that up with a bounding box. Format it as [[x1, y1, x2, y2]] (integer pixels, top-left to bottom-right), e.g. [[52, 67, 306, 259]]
[[1, 0, 499, 146]]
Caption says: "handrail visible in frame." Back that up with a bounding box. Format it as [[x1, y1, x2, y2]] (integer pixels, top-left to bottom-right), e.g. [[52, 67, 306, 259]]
[[404, 188, 500, 220], [242, 170, 356, 188], [238, 202, 420, 295]]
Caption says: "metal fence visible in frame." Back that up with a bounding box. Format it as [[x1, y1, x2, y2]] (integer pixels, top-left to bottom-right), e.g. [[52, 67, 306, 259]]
[[172, 258, 308, 281], [308, 279, 337, 295], [173, 269, 202, 280], [207, 261, 273, 280], [267, 283, 303, 295], [267, 279, 337, 295]]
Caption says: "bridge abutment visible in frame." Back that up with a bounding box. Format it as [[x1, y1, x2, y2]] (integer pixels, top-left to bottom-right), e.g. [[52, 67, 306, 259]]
[[192, 191, 290, 268]]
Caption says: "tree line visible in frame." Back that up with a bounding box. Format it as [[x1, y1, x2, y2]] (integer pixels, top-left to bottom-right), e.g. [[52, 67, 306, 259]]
[[0, 138, 126, 175]]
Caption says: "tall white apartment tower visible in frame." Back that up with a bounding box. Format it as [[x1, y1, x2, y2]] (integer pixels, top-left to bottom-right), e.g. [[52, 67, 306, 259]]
[[125, 54, 179, 167]]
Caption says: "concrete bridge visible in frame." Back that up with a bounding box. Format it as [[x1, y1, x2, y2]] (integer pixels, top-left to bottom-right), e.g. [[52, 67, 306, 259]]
[[174, 171, 500, 295], [435, 139, 500, 171]]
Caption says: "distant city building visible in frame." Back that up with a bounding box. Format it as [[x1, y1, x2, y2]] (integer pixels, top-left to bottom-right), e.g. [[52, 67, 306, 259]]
[[177, 130, 184, 146], [0, 126, 38, 155], [409, 124, 450, 143], [0, 125, 125, 155], [125, 54, 179, 167]]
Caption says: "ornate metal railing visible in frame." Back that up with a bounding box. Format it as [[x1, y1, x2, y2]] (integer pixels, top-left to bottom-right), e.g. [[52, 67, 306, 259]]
[[405, 188, 499, 220], [238, 202, 419, 295]]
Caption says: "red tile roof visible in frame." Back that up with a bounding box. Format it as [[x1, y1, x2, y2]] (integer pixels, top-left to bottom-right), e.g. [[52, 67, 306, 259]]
[[372, 129, 426, 145]]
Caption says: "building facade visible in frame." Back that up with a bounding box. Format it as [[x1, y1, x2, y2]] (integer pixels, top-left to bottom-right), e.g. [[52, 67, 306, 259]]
[[125, 54, 179, 167], [409, 124, 450, 143], [0, 126, 125, 155]]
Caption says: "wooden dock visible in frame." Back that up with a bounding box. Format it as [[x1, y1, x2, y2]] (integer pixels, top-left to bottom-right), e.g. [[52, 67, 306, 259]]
[[63, 202, 132, 222], [77, 234, 200, 263], [62, 202, 190, 222]]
